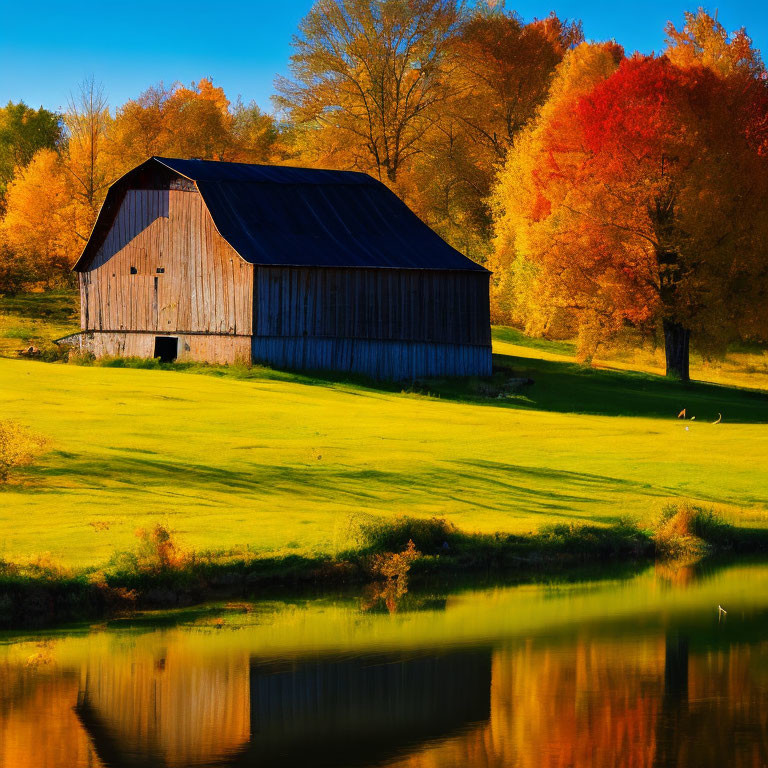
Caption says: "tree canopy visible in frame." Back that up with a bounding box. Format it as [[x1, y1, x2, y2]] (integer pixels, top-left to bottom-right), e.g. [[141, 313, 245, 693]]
[[491, 16, 768, 379], [0, 101, 62, 206]]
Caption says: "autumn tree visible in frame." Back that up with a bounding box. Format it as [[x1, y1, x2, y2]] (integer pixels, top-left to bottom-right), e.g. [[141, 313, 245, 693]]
[[665, 9, 765, 76], [411, 6, 581, 261], [490, 42, 622, 331], [450, 7, 582, 164], [275, 0, 462, 183], [0, 101, 62, 206], [1, 148, 81, 286], [402, 123, 491, 261], [59, 77, 118, 249], [160, 79, 233, 160], [229, 100, 285, 163], [111, 79, 282, 166], [493, 44, 768, 380], [107, 83, 169, 168]]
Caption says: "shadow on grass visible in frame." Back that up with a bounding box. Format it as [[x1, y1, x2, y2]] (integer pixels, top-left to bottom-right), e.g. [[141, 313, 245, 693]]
[[491, 353, 768, 424], [216, 347, 768, 424], [9, 316, 767, 423], [137, 350, 766, 424], [20, 449, 689, 524]]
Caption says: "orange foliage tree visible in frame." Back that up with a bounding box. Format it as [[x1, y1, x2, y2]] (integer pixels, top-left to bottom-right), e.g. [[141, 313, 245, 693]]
[[110, 79, 284, 167], [493, 34, 768, 379], [404, 7, 581, 263], [665, 9, 765, 77], [449, 7, 582, 164], [490, 42, 622, 331], [1, 149, 81, 286]]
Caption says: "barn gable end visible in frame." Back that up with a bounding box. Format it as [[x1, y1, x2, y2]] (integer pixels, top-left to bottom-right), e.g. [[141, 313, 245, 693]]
[[78, 179, 253, 342]]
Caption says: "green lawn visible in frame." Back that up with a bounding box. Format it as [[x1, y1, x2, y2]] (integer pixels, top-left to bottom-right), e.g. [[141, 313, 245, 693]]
[[0, 290, 79, 357], [1, 291, 768, 569]]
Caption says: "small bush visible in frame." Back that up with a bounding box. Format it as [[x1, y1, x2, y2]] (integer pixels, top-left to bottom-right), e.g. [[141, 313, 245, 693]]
[[653, 502, 734, 558], [536, 520, 650, 559], [39, 343, 69, 363], [0, 420, 49, 482], [359, 516, 458, 555], [366, 539, 421, 613], [22, 553, 71, 581], [132, 524, 189, 574], [371, 539, 420, 583], [67, 348, 95, 365], [97, 356, 163, 370]]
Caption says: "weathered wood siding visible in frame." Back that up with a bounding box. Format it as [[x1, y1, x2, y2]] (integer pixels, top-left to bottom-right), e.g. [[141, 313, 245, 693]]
[[252, 266, 491, 378], [80, 188, 253, 337]]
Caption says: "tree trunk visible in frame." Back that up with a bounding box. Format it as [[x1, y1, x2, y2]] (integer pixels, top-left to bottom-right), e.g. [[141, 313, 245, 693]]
[[663, 319, 690, 382]]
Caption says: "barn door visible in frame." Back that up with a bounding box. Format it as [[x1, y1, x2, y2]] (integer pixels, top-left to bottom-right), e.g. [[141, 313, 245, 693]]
[[153, 336, 178, 363]]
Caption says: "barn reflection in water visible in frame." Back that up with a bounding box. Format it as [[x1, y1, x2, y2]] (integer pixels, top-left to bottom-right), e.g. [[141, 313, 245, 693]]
[[74, 650, 492, 767]]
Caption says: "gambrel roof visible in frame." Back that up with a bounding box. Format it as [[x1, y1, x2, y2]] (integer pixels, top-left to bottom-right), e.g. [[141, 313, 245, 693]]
[[74, 157, 488, 273]]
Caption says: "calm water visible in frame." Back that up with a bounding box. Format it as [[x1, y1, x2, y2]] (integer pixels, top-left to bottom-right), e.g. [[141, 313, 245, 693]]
[[3, 562, 768, 767]]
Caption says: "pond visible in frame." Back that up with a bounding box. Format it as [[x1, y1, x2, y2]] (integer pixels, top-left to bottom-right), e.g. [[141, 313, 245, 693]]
[[2, 561, 768, 767]]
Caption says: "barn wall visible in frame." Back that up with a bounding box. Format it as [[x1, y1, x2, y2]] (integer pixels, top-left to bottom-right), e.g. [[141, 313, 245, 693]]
[[80, 188, 253, 336], [252, 266, 491, 379], [82, 331, 251, 365], [254, 267, 491, 347], [252, 337, 492, 379]]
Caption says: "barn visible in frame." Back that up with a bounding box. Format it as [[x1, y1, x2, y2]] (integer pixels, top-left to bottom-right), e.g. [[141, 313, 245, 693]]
[[72, 156, 492, 379]]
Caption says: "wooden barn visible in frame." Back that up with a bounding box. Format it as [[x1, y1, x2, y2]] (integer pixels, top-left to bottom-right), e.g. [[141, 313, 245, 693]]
[[72, 157, 492, 379]]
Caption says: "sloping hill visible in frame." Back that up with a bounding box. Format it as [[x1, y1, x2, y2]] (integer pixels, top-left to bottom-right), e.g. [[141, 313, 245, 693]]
[[1, 333, 767, 567]]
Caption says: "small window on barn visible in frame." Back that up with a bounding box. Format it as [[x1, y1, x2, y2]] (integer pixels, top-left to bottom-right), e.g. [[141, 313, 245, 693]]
[[130, 266, 137, 275], [156, 268, 165, 274]]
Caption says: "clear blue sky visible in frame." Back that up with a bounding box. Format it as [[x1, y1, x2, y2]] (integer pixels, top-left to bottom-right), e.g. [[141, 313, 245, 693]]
[[1, 1, 765, 114]]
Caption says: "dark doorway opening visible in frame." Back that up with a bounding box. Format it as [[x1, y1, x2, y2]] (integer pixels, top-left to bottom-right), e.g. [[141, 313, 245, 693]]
[[153, 336, 178, 363]]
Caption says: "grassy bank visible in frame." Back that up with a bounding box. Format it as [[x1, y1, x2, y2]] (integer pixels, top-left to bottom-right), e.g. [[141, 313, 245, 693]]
[[3, 506, 768, 628]]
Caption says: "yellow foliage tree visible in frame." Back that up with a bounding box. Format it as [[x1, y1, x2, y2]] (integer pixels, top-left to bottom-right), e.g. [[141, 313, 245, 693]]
[[275, 0, 461, 183], [665, 9, 765, 76], [61, 79, 116, 226], [1, 149, 81, 285]]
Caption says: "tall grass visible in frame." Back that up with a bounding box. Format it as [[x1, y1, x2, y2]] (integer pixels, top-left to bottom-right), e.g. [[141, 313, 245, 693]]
[[0, 420, 49, 482]]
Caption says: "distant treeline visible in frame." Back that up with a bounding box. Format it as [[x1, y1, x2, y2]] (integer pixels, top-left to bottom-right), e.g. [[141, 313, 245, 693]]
[[1, 2, 767, 378]]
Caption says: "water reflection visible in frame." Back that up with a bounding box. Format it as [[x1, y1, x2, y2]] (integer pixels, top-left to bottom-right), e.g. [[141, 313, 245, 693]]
[[4, 563, 768, 767]]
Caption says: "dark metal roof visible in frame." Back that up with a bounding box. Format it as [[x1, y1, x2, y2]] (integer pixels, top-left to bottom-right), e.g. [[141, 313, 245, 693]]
[[75, 157, 488, 272]]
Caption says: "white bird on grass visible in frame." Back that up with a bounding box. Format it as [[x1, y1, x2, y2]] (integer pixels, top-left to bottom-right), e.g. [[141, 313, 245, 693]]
[[718, 604, 727, 622]]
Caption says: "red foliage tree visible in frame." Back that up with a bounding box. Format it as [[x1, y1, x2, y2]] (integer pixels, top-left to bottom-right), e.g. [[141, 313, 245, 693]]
[[499, 52, 768, 379]]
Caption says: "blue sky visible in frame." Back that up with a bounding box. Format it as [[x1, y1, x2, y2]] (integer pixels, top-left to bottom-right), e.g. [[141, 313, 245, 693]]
[[1, 1, 765, 114]]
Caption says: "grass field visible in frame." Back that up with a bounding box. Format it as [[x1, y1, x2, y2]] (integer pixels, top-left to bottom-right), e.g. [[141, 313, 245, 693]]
[[1, 290, 768, 570]]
